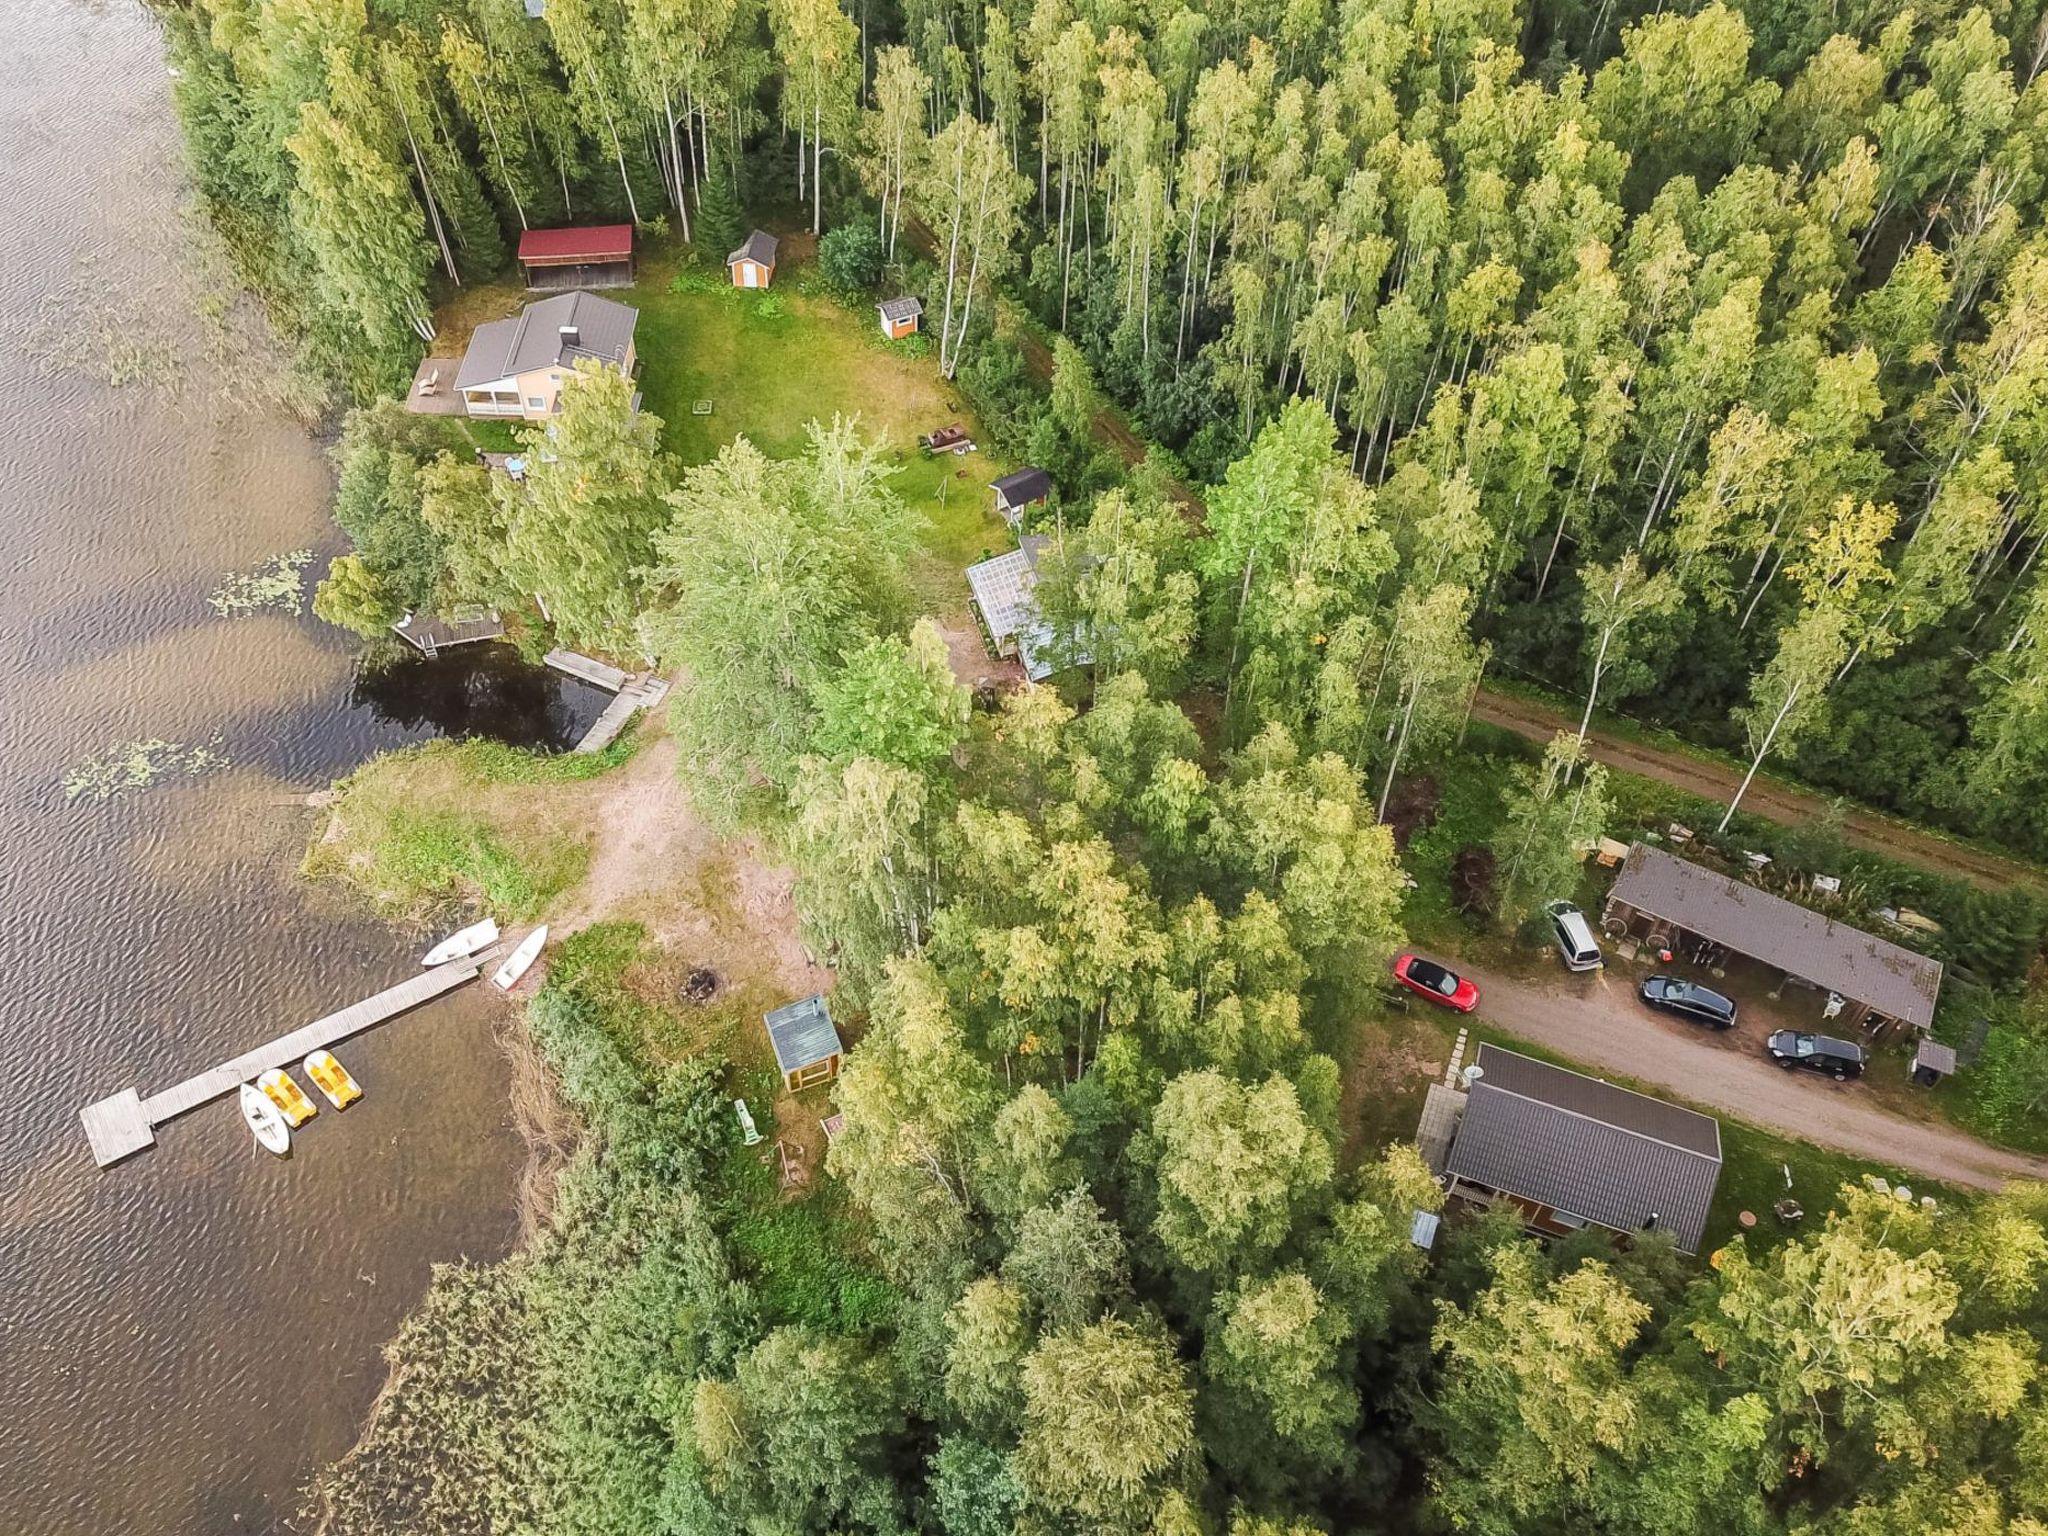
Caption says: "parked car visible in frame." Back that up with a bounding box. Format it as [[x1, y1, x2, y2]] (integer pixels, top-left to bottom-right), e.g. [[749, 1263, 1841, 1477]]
[[1392, 953, 1480, 1013], [1545, 901, 1604, 972], [1640, 975, 1738, 1030], [1767, 1030, 1867, 1079]]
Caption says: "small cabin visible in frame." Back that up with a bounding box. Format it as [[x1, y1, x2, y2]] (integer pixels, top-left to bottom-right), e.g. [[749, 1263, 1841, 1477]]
[[990, 466, 1052, 527], [878, 296, 923, 338], [765, 993, 842, 1092], [728, 229, 779, 289]]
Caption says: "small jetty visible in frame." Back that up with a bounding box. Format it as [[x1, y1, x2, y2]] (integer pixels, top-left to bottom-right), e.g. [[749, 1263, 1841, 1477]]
[[545, 648, 669, 753], [394, 608, 505, 658], [79, 960, 483, 1168]]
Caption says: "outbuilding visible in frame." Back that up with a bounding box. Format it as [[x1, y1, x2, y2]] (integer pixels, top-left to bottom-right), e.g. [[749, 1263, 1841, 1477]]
[[966, 534, 1063, 681], [728, 229, 779, 289], [878, 296, 923, 338], [764, 994, 843, 1092], [1602, 843, 1944, 1036], [990, 466, 1052, 526], [517, 224, 634, 290]]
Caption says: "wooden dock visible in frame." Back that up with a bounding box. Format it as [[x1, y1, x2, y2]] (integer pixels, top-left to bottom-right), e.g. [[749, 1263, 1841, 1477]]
[[575, 676, 669, 754], [78, 960, 484, 1168], [544, 648, 628, 693]]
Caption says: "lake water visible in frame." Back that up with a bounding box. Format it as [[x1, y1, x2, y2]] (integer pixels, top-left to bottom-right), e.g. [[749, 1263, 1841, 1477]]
[[0, 4, 605, 1529]]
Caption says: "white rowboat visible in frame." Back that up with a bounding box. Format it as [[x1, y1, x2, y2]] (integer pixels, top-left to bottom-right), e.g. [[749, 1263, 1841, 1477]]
[[423, 917, 499, 966], [240, 1084, 291, 1156], [493, 926, 548, 990]]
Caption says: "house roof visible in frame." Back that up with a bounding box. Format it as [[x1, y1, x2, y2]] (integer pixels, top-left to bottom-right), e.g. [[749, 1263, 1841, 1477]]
[[518, 223, 634, 265], [991, 466, 1052, 506], [455, 290, 638, 390], [967, 534, 1061, 681], [1608, 843, 1942, 1029], [1446, 1045, 1723, 1254], [729, 229, 779, 267], [879, 296, 924, 322], [764, 994, 841, 1074]]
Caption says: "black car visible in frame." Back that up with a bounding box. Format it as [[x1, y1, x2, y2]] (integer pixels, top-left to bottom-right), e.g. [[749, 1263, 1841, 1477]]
[[1639, 975, 1738, 1030], [1767, 1030, 1867, 1080]]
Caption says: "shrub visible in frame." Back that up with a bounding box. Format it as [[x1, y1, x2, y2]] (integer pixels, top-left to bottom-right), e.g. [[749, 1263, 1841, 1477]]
[[819, 222, 884, 294]]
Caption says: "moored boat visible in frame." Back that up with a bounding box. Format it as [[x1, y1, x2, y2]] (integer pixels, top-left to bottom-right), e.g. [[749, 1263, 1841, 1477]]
[[423, 917, 499, 966], [240, 1084, 291, 1156], [304, 1049, 362, 1109], [258, 1068, 318, 1127], [493, 925, 548, 990]]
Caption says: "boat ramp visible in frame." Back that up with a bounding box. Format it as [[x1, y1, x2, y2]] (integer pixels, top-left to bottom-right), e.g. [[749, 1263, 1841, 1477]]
[[78, 960, 486, 1168]]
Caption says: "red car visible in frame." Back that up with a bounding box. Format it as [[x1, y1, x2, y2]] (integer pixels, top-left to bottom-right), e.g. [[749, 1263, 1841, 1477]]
[[1393, 953, 1480, 1012]]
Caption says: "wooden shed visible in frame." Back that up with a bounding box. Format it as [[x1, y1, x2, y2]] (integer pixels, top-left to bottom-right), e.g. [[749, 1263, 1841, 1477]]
[[764, 994, 842, 1091], [518, 224, 634, 290], [990, 466, 1052, 527], [878, 296, 923, 338], [728, 229, 779, 289]]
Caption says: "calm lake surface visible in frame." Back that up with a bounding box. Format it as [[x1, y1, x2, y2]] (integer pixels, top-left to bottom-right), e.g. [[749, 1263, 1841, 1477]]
[[0, 4, 606, 1529]]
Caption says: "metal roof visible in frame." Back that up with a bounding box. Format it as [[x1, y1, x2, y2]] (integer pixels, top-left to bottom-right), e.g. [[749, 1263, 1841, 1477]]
[[1445, 1045, 1723, 1254], [729, 229, 779, 267], [764, 994, 841, 1074], [990, 466, 1052, 506], [454, 291, 638, 389], [879, 296, 923, 322], [518, 224, 633, 264], [1607, 844, 1942, 1029]]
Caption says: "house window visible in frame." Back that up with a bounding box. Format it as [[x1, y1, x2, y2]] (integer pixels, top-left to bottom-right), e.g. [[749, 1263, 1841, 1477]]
[[527, 396, 544, 409]]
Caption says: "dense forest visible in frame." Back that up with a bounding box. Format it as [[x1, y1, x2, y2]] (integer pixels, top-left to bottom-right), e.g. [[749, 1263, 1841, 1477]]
[[155, 0, 2048, 1530], [165, 0, 2048, 853]]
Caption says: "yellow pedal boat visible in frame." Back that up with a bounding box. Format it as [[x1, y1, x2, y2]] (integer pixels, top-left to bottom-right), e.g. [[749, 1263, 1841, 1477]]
[[258, 1068, 318, 1127], [304, 1049, 362, 1109]]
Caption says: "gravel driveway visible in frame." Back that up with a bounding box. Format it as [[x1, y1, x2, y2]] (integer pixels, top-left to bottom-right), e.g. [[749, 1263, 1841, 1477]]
[[1456, 959, 2048, 1192]]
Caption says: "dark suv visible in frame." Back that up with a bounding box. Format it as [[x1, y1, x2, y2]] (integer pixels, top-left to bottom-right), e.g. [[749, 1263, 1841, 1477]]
[[1640, 975, 1738, 1030], [1766, 1031, 1867, 1080]]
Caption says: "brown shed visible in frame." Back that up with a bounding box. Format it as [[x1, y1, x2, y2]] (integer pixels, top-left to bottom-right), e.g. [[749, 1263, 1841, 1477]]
[[728, 229, 779, 289]]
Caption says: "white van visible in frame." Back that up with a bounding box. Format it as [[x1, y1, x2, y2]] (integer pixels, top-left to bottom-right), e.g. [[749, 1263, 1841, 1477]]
[[1546, 900, 1604, 972]]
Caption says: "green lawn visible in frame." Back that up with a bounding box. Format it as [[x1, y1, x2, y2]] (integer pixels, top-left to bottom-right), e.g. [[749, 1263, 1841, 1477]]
[[435, 245, 1016, 621]]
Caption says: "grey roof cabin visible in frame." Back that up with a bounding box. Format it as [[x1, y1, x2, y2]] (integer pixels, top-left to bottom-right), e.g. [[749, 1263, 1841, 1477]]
[[764, 994, 843, 1091], [1441, 1045, 1724, 1254]]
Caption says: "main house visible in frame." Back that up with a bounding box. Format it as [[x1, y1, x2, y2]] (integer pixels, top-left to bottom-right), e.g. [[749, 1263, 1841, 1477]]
[[1421, 1044, 1724, 1254], [454, 290, 639, 421]]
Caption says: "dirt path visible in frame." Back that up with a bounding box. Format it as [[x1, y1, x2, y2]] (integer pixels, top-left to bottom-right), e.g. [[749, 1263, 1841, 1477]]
[[550, 728, 830, 998], [1469, 690, 2039, 893], [1455, 957, 2048, 1191]]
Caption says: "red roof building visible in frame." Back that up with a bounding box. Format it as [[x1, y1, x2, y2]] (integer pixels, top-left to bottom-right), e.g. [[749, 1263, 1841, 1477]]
[[517, 224, 635, 290]]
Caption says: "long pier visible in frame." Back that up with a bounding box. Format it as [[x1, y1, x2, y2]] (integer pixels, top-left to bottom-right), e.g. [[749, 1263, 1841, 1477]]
[[79, 960, 484, 1168]]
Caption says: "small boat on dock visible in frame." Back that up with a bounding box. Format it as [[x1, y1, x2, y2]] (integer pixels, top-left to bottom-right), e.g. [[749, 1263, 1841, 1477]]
[[423, 917, 499, 966], [304, 1049, 362, 1109], [258, 1068, 318, 1127], [493, 925, 548, 990], [239, 1084, 291, 1156]]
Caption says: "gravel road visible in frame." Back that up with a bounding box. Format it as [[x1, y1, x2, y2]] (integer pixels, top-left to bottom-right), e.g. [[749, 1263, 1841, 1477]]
[[1468, 689, 2038, 894], [1457, 958, 2048, 1193]]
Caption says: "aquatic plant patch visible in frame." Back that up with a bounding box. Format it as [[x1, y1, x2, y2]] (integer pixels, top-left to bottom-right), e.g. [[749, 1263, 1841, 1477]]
[[207, 548, 312, 617], [62, 737, 228, 802]]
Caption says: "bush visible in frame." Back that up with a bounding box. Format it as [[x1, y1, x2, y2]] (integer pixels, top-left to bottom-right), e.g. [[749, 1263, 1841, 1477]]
[[819, 222, 884, 294]]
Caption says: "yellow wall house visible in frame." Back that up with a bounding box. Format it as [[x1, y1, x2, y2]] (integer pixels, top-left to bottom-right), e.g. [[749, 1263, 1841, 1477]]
[[454, 289, 639, 421]]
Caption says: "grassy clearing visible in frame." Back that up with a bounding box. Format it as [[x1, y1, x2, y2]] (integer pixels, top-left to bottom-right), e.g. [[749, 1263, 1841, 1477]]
[[434, 246, 1014, 623], [303, 736, 634, 921]]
